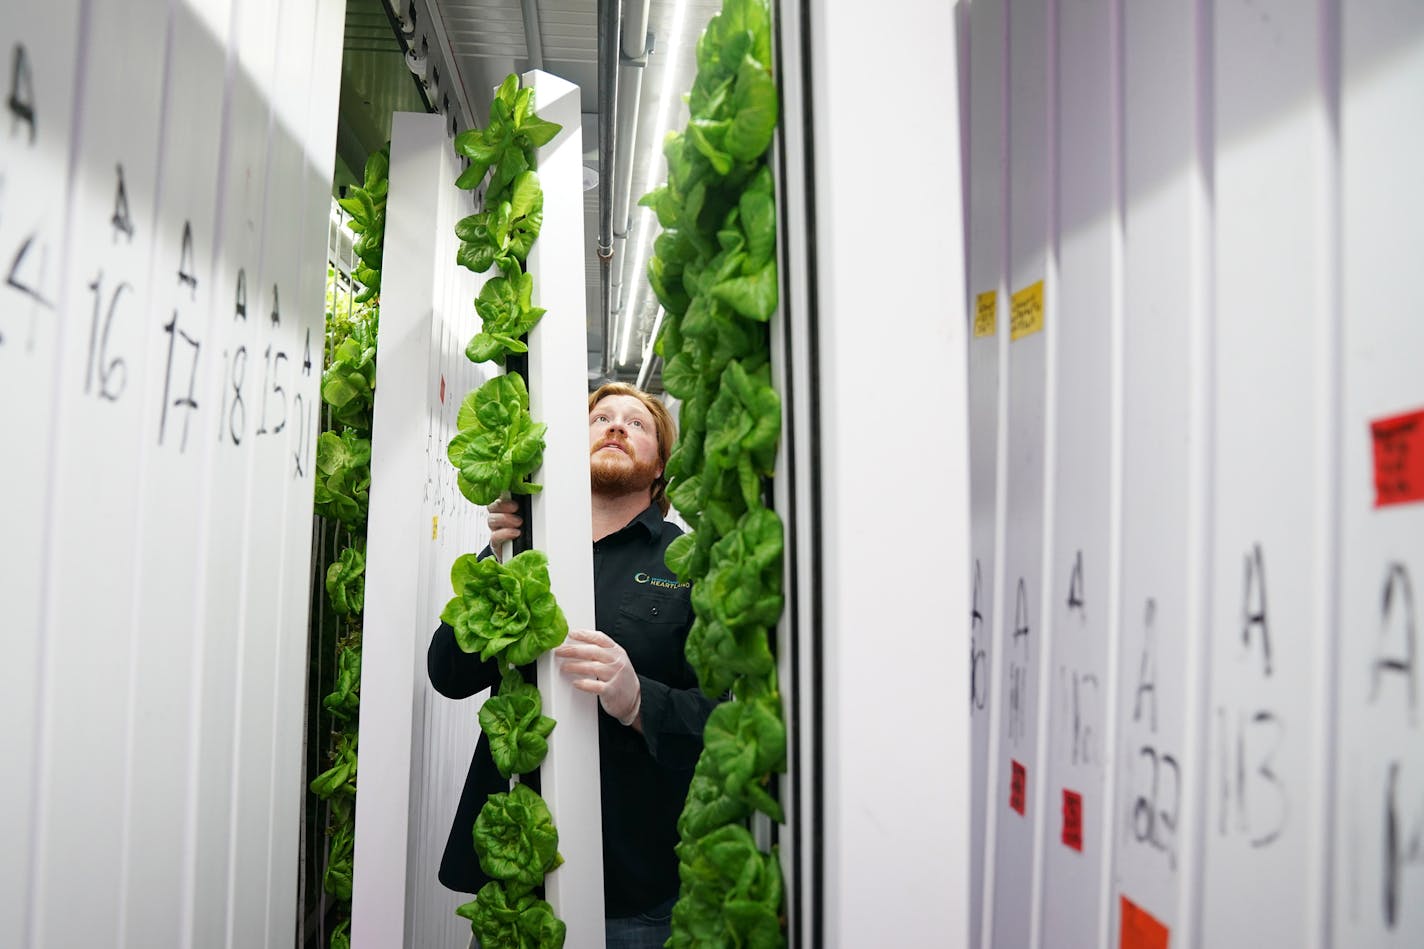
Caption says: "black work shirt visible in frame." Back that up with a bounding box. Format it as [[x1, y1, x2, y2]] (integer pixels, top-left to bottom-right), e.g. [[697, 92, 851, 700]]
[[426, 502, 715, 918]]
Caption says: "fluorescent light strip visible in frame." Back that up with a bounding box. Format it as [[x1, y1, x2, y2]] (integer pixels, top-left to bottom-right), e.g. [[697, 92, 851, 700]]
[[619, 0, 691, 367]]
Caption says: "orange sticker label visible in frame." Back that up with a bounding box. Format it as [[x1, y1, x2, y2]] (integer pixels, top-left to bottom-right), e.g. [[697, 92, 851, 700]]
[[1120, 895, 1170, 949], [1372, 407, 1424, 508]]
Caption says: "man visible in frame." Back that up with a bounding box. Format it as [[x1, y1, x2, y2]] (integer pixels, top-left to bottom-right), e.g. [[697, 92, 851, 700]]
[[427, 381, 715, 948]]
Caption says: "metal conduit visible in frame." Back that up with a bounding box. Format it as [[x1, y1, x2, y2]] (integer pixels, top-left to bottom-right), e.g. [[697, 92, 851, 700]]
[[597, 0, 620, 377]]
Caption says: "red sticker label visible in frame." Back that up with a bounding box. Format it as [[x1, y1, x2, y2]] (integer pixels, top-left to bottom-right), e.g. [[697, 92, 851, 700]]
[[1120, 895, 1170, 949], [1062, 788, 1083, 851], [1010, 760, 1027, 815], [1372, 408, 1424, 507]]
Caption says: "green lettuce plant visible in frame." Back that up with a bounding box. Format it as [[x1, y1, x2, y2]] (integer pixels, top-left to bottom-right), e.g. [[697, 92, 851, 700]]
[[454, 75, 562, 205], [321, 322, 378, 432], [668, 824, 783, 949], [457, 170, 545, 275], [323, 645, 362, 724], [448, 372, 547, 504], [336, 145, 390, 302], [473, 783, 564, 888], [480, 667, 558, 779], [640, 1, 787, 944], [325, 546, 366, 617], [440, 550, 568, 665], [465, 259, 549, 365], [313, 430, 372, 529], [456, 882, 566, 949]]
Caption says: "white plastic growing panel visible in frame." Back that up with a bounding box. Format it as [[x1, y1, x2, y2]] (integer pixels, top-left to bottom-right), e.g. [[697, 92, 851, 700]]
[[1111, 2, 1206, 946], [1334, 2, 1424, 944], [187, 2, 287, 944], [0, 5, 81, 943], [1200, 2, 1332, 947], [226, 3, 322, 947], [965, 2, 1005, 946], [986, 0, 1049, 945], [1032, 0, 1118, 944], [121, 2, 237, 945], [27, 0, 174, 945]]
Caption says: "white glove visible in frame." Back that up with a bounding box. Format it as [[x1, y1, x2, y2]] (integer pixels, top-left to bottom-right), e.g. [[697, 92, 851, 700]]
[[486, 498, 522, 562], [554, 628, 642, 726]]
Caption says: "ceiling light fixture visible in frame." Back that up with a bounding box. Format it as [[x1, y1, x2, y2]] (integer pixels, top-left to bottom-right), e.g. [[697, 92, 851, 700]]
[[618, 0, 691, 369]]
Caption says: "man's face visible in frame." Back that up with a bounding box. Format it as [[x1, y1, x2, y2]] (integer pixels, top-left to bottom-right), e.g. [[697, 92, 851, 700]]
[[589, 394, 663, 495]]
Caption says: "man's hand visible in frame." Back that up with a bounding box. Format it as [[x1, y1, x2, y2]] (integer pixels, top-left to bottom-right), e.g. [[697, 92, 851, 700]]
[[554, 628, 642, 728], [486, 498, 523, 562]]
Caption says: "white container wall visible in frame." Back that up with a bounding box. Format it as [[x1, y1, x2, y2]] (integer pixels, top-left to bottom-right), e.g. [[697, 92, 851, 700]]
[[0, 1, 345, 947], [962, 0, 1424, 947]]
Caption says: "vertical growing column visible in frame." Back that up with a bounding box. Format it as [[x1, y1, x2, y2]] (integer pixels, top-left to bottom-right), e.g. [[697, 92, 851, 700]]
[[640, 1, 788, 945], [442, 70, 600, 946]]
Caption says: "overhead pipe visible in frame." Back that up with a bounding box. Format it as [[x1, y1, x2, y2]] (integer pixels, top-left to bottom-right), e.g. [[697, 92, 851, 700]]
[[520, 0, 545, 71], [608, 0, 652, 372], [597, 0, 621, 378]]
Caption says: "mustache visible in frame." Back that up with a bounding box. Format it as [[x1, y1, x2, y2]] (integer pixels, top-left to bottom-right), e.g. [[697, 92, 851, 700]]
[[592, 435, 633, 457]]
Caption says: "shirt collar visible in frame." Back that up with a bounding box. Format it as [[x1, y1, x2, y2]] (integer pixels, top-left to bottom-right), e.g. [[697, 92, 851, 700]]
[[614, 501, 664, 541]]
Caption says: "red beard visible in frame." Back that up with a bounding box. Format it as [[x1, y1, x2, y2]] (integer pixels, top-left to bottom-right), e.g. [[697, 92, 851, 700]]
[[589, 438, 661, 495]]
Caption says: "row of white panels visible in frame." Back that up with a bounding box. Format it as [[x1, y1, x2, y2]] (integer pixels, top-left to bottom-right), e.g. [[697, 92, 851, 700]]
[[0, 1, 345, 947], [964, 2, 1422, 948]]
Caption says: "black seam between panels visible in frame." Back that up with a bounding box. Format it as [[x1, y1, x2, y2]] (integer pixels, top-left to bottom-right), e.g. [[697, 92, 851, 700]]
[[794, 0, 824, 946]]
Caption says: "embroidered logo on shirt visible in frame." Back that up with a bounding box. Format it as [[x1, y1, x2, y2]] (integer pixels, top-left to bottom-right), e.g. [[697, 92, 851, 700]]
[[634, 572, 689, 589]]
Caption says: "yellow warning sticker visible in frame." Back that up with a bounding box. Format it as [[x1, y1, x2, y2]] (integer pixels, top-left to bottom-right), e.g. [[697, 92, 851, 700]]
[[974, 291, 997, 338], [1010, 280, 1044, 341], [432, 516, 440, 540]]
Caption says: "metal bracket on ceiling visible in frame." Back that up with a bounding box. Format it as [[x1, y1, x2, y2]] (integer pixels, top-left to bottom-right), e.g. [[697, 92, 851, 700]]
[[387, 0, 476, 139]]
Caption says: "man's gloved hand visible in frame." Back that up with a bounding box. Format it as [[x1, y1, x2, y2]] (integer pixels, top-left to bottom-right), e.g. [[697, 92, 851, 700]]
[[486, 498, 522, 562], [554, 628, 642, 727]]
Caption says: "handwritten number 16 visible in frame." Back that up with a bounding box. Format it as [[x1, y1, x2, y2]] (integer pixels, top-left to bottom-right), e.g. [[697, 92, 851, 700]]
[[85, 270, 129, 401]]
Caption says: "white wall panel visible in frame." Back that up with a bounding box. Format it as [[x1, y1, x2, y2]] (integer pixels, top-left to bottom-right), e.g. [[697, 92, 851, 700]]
[[0, 6, 82, 943], [0, 1, 343, 946], [1111, 1, 1206, 945], [965, 2, 1005, 947], [986, 0, 1050, 945], [1335, 3, 1424, 945], [124, 3, 235, 946], [26, 0, 169, 944], [1200, 2, 1331, 946], [1033, 0, 1118, 944]]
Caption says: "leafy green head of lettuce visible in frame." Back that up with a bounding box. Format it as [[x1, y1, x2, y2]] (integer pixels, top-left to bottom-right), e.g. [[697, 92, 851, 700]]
[[336, 144, 390, 302], [440, 550, 568, 665], [456, 171, 545, 276], [447, 372, 546, 505], [670, 823, 784, 949], [466, 259, 549, 366], [314, 430, 372, 528], [322, 644, 362, 723], [456, 881, 566, 949], [321, 329, 378, 431], [325, 545, 366, 617], [453, 74, 563, 207], [479, 668, 557, 779], [472, 783, 564, 890], [678, 693, 786, 841]]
